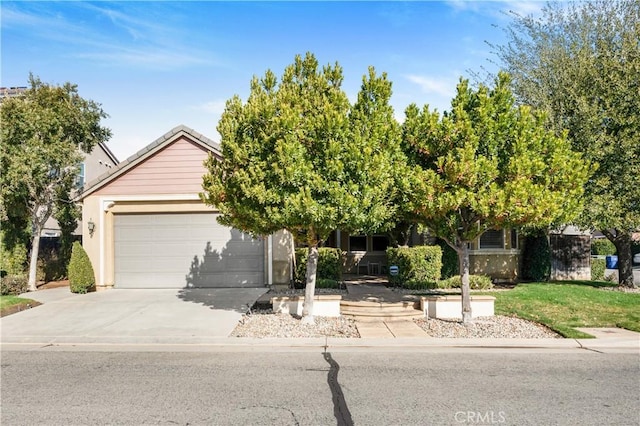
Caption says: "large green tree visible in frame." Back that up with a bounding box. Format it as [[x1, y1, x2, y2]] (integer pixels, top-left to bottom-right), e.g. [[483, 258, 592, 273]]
[[495, 0, 640, 286], [0, 75, 111, 291], [403, 73, 590, 322], [201, 53, 403, 320]]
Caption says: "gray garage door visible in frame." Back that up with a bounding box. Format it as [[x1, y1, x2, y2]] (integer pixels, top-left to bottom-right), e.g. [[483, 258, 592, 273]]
[[114, 213, 264, 289]]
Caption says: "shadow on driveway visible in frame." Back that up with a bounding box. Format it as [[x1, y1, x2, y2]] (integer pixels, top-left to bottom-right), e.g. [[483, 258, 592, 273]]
[[176, 287, 268, 313]]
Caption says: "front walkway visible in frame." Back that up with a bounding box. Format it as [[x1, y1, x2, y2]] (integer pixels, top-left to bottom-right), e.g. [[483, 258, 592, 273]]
[[343, 275, 427, 338]]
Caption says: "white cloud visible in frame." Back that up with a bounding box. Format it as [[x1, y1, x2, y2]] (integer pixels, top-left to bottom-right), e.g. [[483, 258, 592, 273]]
[[404, 74, 456, 98], [445, 0, 545, 20], [195, 100, 228, 115]]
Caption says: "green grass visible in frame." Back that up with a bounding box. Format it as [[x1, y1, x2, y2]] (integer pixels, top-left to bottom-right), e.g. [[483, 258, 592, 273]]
[[0, 295, 39, 315], [485, 281, 640, 338]]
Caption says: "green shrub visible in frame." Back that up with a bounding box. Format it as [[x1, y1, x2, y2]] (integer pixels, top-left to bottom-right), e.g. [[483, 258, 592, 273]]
[[0, 275, 28, 296], [316, 278, 340, 289], [521, 232, 551, 281], [591, 258, 606, 281], [436, 239, 458, 279], [591, 238, 616, 255], [437, 274, 494, 290], [68, 242, 95, 294], [0, 240, 27, 277], [295, 247, 342, 286], [386, 246, 442, 288], [632, 240, 640, 256]]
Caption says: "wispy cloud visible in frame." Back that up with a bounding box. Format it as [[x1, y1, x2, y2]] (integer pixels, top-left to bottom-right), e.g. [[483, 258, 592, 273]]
[[194, 100, 228, 115], [404, 74, 457, 98], [2, 2, 217, 70], [445, 0, 545, 20]]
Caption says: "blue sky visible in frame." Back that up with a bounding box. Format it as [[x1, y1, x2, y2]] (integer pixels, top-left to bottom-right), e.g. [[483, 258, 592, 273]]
[[2, 1, 545, 161]]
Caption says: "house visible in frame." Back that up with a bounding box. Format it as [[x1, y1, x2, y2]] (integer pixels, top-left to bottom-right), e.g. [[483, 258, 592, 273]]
[[40, 142, 119, 238], [1, 86, 119, 239], [79, 125, 292, 290], [326, 228, 521, 281]]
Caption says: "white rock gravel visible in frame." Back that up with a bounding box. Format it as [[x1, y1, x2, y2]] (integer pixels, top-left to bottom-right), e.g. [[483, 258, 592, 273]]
[[414, 316, 561, 339], [231, 310, 560, 339]]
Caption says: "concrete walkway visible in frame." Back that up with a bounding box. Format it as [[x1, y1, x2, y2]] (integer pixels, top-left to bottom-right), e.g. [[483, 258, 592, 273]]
[[343, 276, 427, 338]]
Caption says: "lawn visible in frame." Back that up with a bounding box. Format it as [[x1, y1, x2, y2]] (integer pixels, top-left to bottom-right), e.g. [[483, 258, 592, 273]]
[[485, 281, 640, 338], [0, 295, 40, 317]]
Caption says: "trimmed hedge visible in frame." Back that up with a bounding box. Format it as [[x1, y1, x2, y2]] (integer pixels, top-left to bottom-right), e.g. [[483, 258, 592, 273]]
[[68, 242, 95, 294], [436, 239, 459, 279], [437, 274, 494, 290], [591, 238, 616, 255], [591, 258, 606, 281], [295, 247, 342, 286], [386, 246, 442, 288], [521, 232, 551, 281]]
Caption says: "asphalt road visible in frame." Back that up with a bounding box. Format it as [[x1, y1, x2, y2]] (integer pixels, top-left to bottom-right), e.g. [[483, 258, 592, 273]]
[[2, 350, 639, 426]]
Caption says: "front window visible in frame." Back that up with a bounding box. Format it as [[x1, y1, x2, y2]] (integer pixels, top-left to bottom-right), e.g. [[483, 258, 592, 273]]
[[479, 229, 504, 249], [349, 235, 367, 252], [371, 235, 389, 252]]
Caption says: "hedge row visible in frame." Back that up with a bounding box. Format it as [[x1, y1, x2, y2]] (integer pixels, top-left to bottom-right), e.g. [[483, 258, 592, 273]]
[[386, 246, 442, 287], [591, 239, 616, 255], [294, 247, 342, 286]]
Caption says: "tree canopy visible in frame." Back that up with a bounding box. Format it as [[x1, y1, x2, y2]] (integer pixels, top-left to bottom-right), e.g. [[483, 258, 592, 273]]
[[201, 53, 404, 319], [495, 0, 640, 286], [0, 74, 111, 290], [403, 73, 591, 321]]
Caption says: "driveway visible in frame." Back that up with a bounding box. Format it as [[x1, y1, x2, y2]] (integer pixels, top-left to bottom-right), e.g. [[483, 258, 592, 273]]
[[0, 286, 267, 345]]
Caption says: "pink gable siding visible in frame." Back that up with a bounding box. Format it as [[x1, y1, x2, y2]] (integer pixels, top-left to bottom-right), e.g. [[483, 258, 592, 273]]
[[94, 136, 213, 196]]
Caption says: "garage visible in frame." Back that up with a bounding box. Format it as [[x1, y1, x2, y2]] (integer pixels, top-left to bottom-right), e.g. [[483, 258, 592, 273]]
[[114, 213, 264, 289]]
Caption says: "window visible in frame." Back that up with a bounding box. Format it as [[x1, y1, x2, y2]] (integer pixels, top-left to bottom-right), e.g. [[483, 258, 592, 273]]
[[349, 235, 367, 252], [76, 163, 85, 189], [371, 235, 389, 252], [510, 229, 518, 249], [479, 229, 504, 249]]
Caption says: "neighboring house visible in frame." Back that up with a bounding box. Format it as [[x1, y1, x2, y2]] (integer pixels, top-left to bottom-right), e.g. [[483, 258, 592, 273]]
[[79, 125, 291, 290], [1, 86, 119, 239], [41, 143, 119, 238]]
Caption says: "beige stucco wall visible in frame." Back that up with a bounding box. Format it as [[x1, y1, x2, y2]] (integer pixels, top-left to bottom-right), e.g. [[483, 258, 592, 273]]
[[469, 251, 520, 281], [271, 230, 294, 286]]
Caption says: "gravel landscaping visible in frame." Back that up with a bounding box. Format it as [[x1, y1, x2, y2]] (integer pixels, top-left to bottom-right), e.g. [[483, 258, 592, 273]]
[[231, 309, 561, 339]]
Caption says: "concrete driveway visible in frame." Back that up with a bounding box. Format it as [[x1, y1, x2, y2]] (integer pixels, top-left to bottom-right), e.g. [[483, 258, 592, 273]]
[[1, 287, 268, 345]]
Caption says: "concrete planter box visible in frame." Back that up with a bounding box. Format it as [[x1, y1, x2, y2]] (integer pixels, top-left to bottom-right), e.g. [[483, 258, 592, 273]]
[[420, 295, 495, 319], [271, 295, 342, 317]]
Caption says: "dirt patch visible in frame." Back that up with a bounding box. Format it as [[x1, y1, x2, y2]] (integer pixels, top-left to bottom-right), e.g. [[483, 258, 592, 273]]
[[1, 300, 42, 317], [37, 279, 69, 290]]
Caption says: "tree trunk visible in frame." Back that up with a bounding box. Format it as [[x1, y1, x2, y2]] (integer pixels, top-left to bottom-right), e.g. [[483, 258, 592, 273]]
[[302, 243, 319, 323], [457, 242, 472, 323], [27, 230, 41, 292], [603, 230, 635, 288]]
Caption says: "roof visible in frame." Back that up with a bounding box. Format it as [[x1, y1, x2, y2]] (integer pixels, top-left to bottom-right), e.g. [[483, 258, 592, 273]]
[[78, 125, 221, 200], [96, 141, 120, 165]]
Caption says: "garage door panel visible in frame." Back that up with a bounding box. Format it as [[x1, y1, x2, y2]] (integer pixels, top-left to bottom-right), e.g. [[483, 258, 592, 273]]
[[115, 213, 264, 289]]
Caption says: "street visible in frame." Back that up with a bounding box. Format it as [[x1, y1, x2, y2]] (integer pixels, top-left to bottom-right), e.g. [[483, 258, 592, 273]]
[[2, 349, 638, 425]]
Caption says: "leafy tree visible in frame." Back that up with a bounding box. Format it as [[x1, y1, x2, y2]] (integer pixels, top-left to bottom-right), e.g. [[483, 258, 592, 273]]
[[201, 53, 402, 321], [494, 0, 640, 287], [403, 73, 590, 322], [0, 75, 111, 291]]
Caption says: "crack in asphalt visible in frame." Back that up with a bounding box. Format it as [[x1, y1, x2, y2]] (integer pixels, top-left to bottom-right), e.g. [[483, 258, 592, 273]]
[[323, 351, 354, 426]]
